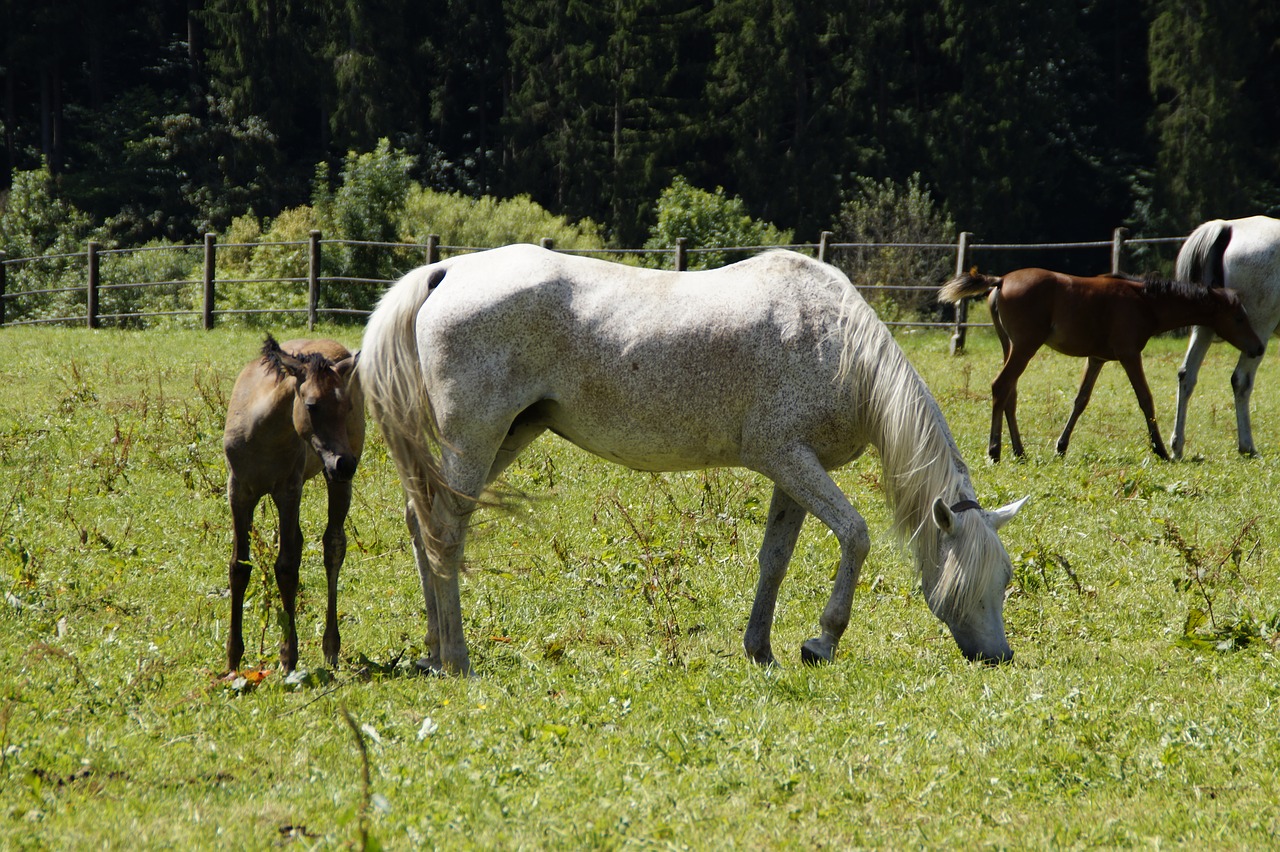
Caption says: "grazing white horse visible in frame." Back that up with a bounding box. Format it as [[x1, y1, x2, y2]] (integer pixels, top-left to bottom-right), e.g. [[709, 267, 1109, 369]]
[[1172, 215, 1280, 458], [360, 244, 1026, 675]]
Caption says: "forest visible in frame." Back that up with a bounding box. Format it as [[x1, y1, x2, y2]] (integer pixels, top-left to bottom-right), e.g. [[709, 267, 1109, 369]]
[[2, 0, 1280, 253]]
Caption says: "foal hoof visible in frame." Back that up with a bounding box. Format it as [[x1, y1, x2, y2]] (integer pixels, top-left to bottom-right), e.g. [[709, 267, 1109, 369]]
[[800, 638, 834, 666]]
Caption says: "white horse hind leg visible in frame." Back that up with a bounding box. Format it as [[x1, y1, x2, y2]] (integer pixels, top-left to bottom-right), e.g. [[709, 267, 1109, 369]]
[[406, 502, 443, 673], [1171, 327, 1214, 459], [743, 486, 807, 665], [1231, 349, 1265, 456]]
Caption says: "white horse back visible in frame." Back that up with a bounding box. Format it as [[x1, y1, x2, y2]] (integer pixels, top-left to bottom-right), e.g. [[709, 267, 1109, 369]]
[[414, 245, 872, 472]]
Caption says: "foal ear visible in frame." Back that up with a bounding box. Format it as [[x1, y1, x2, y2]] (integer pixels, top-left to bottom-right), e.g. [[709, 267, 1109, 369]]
[[335, 350, 360, 381], [987, 496, 1029, 530], [262, 334, 307, 380]]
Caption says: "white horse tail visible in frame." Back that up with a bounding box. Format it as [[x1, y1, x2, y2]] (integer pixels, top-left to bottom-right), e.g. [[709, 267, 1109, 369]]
[[937, 270, 1002, 304], [1177, 219, 1233, 289], [360, 263, 451, 564]]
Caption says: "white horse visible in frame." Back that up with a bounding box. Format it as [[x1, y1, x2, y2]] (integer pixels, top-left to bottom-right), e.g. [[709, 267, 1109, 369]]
[[360, 244, 1027, 675], [1172, 215, 1280, 458]]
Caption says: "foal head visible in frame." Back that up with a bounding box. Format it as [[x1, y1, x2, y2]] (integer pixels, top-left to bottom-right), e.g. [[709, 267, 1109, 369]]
[[262, 335, 362, 481], [1205, 289, 1265, 359]]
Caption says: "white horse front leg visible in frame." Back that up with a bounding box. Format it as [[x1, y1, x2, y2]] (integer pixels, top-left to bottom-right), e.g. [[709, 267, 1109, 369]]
[[743, 487, 806, 665], [1231, 349, 1265, 456], [1172, 327, 1214, 460], [757, 445, 870, 665]]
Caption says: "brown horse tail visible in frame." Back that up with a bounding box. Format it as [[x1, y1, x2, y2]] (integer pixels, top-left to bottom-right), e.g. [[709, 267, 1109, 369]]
[[1176, 219, 1232, 289], [937, 271, 1003, 304]]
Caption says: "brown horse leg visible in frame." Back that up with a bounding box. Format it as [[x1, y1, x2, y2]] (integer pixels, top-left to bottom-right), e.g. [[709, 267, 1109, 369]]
[[989, 347, 1037, 462], [1056, 357, 1105, 456], [1118, 354, 1170, 460], [271, 482, 305, 672], [226, 477, 259, 672], [321, 477, 353, 668], [1005, 388, 1025, 458]]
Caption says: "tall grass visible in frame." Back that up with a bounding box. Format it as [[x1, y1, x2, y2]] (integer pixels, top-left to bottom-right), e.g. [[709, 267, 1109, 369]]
[[2, 325, 1279, 847]]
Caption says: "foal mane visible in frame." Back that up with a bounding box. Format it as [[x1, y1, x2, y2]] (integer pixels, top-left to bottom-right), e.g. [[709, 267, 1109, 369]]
[[1106, 272, 1207, 302], [261, 334, 331, 381]]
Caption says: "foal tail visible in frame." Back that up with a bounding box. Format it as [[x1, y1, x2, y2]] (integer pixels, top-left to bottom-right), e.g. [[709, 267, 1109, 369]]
[[360, 262, 451, 564], [937, 270, 1003, 304], [1177, 220, 1233, 289]]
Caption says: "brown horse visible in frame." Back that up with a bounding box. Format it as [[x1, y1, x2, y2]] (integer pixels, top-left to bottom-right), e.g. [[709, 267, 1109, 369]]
[[939, 268, 1263, 462], [223, 335, 364, 673]]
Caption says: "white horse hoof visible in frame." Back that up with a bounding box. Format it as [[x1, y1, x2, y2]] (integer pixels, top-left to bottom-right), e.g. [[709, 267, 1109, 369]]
[[800, 639, 834, 666]]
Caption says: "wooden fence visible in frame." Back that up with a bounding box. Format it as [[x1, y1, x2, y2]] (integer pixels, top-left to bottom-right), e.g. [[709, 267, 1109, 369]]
[[0, 227, 1186, 352]]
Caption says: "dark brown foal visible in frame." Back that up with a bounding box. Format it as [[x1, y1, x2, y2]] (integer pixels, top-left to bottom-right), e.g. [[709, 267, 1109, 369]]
[[223, 335, 364, 673], [940, 269, 1263, 461]]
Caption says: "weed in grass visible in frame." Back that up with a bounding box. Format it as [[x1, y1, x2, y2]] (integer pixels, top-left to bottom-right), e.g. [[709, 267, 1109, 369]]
[[1161, 517, 1279, 651]]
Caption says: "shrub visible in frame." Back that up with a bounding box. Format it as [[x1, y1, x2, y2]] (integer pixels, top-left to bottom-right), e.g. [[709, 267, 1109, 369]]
[[399, 187, 605, 251], [643, 176, 792, 270], [832, 173, 956, 320], [0, 165, 94, 323]]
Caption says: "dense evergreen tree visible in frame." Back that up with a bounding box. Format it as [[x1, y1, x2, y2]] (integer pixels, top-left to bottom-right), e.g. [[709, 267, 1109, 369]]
[[2, 1, 1279, 247]]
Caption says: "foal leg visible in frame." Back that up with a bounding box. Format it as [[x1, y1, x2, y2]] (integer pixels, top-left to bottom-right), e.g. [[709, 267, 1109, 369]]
[[989, 347, 1037, 462], [226, 477, 260, 672], [320, 477, 353, 668], [1230, 347, 1266, 457], [1171, 327, 1214, 460], [756, 444, 870, 664], [1056, 357, 1105, 456], [271, 481, 305, 672], [1118, 354, 1169, 460], [742, 486, 806, 665]]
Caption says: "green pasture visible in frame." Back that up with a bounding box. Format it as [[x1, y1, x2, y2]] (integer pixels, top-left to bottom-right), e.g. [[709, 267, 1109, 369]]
[[3, 323, 1280, 848]]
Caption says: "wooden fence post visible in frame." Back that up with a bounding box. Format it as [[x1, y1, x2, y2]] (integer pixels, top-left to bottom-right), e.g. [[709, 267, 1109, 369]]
[[426, 234, 439, 265], [308, 229, 321, 331], [817, 230, 832, 263], [86, 240, 100, 329], [1111, 226, 1129, 274], [202, 233, 216, 330], [0, 251, 7, 327], [949, 232, 972, 355], [674, 237, 687, 271]]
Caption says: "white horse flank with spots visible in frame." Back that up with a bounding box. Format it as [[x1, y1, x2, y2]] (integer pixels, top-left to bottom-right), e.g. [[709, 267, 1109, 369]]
[[360, 244, 1026, 674]]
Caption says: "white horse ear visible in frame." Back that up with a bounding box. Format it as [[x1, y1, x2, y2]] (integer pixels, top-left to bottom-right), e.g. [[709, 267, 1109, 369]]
[[932, 497, 957, 533], [987, 496, 1029, 530]]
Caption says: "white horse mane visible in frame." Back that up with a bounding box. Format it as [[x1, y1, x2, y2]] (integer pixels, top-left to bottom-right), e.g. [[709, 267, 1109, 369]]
[[834, 284, 995, 617]]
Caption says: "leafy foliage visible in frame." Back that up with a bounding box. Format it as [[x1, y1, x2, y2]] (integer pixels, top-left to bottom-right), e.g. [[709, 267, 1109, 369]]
[[833, 173, 956, 318], [643, 176, 792, 269], [398, 188, 604, 251]]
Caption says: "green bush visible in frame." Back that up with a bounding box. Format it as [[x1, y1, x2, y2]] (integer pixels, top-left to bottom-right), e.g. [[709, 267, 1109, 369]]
[[399, 187, 604, 251], [643, 176, 792, 270], [98, 243, 203, 329], [0, 165, 94, 323], [832, 173, 956, 320]]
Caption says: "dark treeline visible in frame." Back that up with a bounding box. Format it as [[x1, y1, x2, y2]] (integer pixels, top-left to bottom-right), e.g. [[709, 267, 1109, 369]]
[[3, 0, 1279, 248]]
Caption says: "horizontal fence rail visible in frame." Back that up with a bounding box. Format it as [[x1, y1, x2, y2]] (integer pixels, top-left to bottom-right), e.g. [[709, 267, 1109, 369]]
[[0, 227, 1188, 352]]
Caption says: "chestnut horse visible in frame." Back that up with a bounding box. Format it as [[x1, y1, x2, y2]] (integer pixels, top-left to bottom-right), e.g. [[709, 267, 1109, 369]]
[[939, 268, 1263, 462], [223, 335, 364, 673]]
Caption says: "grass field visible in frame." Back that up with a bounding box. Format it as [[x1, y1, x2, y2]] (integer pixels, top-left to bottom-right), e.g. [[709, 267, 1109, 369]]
[[3, 321, 1280, 848]]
